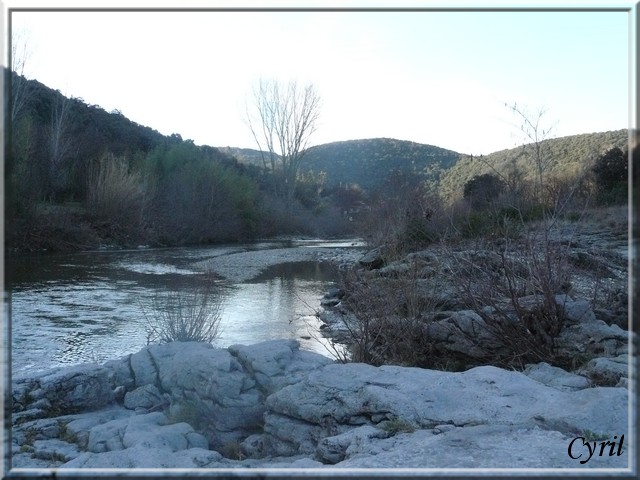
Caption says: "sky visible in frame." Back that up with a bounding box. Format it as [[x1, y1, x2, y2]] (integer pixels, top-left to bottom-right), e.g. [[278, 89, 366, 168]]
[[7, 2, 633, 155]]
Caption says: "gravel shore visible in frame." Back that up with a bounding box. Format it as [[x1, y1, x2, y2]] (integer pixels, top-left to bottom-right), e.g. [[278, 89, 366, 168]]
[[198, 245, 364, 282]]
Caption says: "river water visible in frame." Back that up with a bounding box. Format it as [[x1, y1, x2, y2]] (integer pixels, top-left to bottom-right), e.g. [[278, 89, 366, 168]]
[[6, 240, 360, 377]]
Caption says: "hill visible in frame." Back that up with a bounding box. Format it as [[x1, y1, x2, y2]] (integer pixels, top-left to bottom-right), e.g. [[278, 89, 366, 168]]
[[5, 72, 293, 251], [221, 139, 461, 192], [301, 138, 460, 190], [218, 147, 268, 167], [437, 129, 629, 203]]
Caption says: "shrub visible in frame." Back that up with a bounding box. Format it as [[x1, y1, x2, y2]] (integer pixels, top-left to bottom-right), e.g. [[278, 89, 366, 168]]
[[87, 153, 147, 222], [463, 173, 506, 209], [444, 232, 572, 369], [142, 280, 224, 344], [336, 266, 442, 367], [458, 210, 492, 239], [592, 147, 628, 205]]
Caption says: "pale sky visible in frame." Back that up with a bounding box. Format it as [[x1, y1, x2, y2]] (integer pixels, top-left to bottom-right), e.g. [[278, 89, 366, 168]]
[[6, 1, 634, 155]]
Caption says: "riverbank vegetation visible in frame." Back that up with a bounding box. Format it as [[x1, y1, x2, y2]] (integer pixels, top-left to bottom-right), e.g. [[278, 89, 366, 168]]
[[5, 73, 357, 253], [329, 108, 633, 372]]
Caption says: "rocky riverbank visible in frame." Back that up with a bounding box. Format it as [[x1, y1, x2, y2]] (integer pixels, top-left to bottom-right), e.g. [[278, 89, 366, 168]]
[[8, 210, 634, 473], [9, 339, 631, 471], [318, 211, 632, 382]]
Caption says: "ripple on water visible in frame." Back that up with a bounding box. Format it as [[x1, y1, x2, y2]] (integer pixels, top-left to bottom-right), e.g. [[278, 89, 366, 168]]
[[10, 241, 358, 375]]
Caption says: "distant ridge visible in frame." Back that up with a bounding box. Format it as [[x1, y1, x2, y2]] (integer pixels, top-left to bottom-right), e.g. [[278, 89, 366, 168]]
[[221, 130, 628, 196], [221, 138, 461, 191]]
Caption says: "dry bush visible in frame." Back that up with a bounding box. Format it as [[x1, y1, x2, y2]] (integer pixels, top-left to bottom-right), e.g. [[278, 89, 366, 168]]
[[87, 153, 148, 228], [358, 181, 448, 257], [142, 279, 224, 344], [337, 264, 442, 367], [445, 235, 572, 368]]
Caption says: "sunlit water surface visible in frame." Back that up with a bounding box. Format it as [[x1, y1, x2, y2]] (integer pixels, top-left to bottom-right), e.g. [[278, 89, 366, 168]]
[[7, 240, 356, 376]]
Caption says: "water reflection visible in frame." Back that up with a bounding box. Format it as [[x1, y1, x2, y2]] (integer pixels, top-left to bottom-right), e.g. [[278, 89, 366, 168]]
[[8, 245, 349, 376]]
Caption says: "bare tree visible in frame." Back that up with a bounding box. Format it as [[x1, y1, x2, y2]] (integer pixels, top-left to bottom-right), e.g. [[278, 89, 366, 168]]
[[7, 28, 38, 213], [507, 103, 556, 206], [246, 79, 321, 203], [10, 27, 32, 126], [48, 93, 75, 196]]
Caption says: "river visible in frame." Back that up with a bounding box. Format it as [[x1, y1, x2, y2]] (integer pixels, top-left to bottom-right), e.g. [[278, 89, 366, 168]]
[[6, 239, 362, 377]]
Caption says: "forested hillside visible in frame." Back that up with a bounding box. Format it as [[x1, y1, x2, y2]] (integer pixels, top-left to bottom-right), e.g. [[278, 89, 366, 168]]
[[301, 138, 460, 190], [5, 73, 350, 253], [437, 130, 628, 203], [222, 139, 460, 191]]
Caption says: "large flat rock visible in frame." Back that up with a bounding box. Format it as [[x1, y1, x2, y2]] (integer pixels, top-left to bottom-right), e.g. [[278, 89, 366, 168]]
[[263, 362, 628, 467]]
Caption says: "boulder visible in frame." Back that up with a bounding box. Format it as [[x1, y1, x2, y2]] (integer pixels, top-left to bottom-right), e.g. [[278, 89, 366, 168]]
[[554, 294, 597, 324], [64, 446, 225, 468], [358, 247, 386, 269], [12, 364, 115, 417], [11, 438, 82, 468], [123, 384, 167, 411], [556, 320, 629, 360], [60, 406, 135, 450], [316, 425, 388, 463], [594, 308, 628, 330], [10, 339, 630, 470], [228, 339, 332, 395], [424, 310, 505, 359], [12, 340, 334, 465], [578, 355, 629, 387], [333, 424, 627, 468], [86, 411, 207, 453], [323, 287, 344, 300], [523, 362, 591, 391]]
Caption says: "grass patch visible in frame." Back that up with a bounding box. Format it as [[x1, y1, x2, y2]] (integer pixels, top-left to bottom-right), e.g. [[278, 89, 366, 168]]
[[379, 417, 416, 436]]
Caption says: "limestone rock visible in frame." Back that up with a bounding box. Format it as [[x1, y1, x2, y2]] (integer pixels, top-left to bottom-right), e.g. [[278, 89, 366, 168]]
[[556, 320, 629, 360], [64, 446, 224, 468], [12, 364, 115, 416], [554, 294, 597, 324], [264, 362, 627, 456], [86, 411, 207, 453], [10, 339, 630, 470], [524, 362, 591, 391], [578, 355, 629, 386], [228, 339, 332, 394], [31, 438, 82, 463], [316, 425, 388, 464], [123, 384, 167, 411], [424, 310, 504, 358], [105, 340, 330, 451], [333, 424, 627, 468]]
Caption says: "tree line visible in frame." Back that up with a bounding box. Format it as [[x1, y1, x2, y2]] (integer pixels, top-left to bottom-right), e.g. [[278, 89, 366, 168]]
[[5, 69, 630, 255], [5, 72, 352, 253]]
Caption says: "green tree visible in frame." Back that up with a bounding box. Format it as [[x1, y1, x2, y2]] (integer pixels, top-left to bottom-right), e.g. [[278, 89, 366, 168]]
[[592, 147, 628, 204], [463, 173, 506, 209]]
